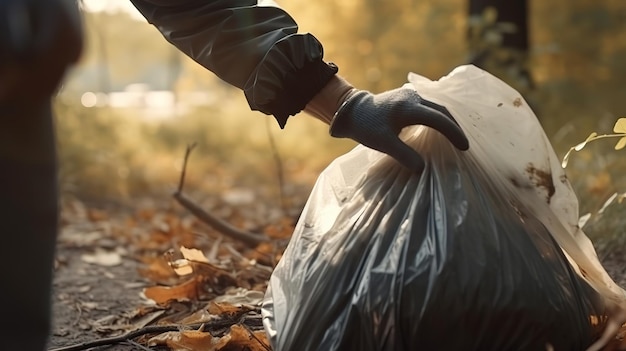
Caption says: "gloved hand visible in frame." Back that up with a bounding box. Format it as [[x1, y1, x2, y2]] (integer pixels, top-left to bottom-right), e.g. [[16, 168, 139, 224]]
[[305, 76, 469, 173], [0, 0, 82, 102]]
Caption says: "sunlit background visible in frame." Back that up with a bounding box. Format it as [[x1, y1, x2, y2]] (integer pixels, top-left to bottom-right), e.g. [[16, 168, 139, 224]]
[[56, 0, 626, 219]]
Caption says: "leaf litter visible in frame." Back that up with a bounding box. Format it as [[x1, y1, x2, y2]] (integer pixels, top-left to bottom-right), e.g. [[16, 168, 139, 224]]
[[52, 183, 294, 350], [52, 179, 626, 350]]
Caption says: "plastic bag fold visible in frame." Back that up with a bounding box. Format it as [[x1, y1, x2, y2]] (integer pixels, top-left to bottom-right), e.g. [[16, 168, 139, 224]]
[[263, 65, 626, 351]]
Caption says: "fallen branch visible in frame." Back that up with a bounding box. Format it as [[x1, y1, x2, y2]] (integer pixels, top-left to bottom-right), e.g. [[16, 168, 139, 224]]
[[48, 313, 263, 351], [173, 143, 270, 247]]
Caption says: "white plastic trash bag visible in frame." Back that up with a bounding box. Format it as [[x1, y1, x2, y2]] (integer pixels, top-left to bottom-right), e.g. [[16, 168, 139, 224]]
[[262, 65, 626, 351]]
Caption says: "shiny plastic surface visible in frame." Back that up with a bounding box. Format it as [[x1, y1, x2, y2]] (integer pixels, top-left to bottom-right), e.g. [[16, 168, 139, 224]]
[[262, 65, 626, 351]]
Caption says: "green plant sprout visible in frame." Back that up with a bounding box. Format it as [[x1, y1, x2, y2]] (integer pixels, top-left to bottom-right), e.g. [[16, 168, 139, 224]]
[[561, 118, 626, 168]]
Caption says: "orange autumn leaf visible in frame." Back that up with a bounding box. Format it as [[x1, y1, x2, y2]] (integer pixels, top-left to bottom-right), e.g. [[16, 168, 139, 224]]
[[138, 256, 179, 283], [214, 324, 269, 351], [166, 330, 217, 351], [151, 325, 269, 351], [187, 261, 238, 286], [207, 301, 252, 318], [143, 276, 201, 305], [180, 246, 211, 263]]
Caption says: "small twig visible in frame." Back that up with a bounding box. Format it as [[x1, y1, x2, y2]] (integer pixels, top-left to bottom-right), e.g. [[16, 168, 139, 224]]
[[177, 142, 197, 194], [48, 313, 262, 351], [48, 324, 194, 351], [265, 118, 287, 212], [173, 144, 270, 247]]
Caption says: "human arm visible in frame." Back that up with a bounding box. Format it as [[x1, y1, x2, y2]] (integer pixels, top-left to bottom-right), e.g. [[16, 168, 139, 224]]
[[130, 0, 337, 128], [131, 0, 469, 172]]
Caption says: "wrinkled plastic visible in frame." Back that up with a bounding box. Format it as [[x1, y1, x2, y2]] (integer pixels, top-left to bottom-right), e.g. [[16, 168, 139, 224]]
[[262, 65, 626, 351], [131, 0, 337, 127]]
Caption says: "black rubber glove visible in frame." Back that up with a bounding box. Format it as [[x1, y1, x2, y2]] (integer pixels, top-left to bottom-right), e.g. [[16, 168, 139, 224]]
[[330, 88, 469, 173]]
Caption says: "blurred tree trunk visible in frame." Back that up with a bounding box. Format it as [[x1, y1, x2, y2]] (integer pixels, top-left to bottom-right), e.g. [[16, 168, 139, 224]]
[[467, 0, 534, 93]]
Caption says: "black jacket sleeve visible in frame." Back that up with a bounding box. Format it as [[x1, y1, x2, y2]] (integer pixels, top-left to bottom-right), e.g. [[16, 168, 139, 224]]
[[130, 0, 338, 127]]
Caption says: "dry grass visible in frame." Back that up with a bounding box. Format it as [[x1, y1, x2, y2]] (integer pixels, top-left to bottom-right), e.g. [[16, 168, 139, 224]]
[[54, 98, 355, 202]]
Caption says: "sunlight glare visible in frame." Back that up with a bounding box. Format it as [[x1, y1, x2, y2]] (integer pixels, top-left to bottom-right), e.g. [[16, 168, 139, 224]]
[[81, 0, 144, 21], [81, 92, 97, 108]]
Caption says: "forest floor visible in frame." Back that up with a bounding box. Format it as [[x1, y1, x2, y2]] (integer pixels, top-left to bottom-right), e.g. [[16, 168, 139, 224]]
[[47, 192, 626, 351]]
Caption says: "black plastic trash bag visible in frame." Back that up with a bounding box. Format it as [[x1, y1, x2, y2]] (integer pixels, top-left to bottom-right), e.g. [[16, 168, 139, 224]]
[[262, 65, 626, 351]]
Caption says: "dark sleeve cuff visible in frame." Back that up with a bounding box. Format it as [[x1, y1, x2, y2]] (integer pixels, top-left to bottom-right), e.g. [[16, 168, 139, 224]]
[[243, 33, 339, 128]]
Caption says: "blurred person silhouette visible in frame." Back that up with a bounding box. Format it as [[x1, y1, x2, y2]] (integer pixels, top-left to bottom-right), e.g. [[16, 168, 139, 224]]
[[0, 1, 467, 349], [0, 0, 82, 349]]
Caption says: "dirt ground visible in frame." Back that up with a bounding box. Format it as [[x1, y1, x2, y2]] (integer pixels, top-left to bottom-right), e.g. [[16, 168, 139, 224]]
[[47, 194, 281, 351], [48, 251, 145, 351], [47, 200, 626, 351], [48, 205, 149, 351]]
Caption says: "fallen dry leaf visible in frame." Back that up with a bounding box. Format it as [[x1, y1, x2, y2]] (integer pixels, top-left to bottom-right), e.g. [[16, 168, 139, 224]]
[[214, 324, 269, 351], [170, 259, 195, 276], [213, 287, 265, 306], [181, 247, 210, 263], [179, 307, 216, 325], [81, 250, 122, 267], [148, 325, 269, 351], [177, 289, 263, 325], [207, 301, 251, 318], [170, 246, 213, 276], [138, 256, 179, 284], [143, 276, 201, 305], [187, 261, 239, 287], [167, 330, 216, 351]]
